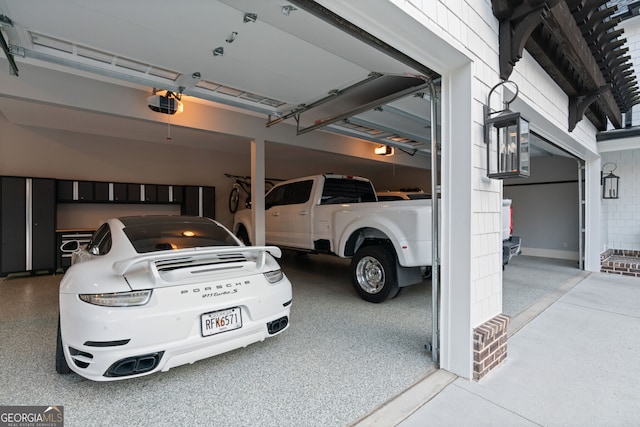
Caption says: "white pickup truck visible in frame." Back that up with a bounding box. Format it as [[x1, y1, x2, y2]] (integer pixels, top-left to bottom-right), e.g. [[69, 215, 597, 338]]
[[233, 174, 434, 303]]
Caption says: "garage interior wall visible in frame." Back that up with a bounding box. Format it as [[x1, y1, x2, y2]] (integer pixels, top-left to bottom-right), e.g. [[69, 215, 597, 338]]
[[0, 110, 430, 229], [504, 156, 580, 261], [265, 142, 432, 195]]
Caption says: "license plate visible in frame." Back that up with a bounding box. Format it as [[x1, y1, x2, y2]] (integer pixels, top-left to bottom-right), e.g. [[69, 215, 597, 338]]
[[201, 307, 242, 337]]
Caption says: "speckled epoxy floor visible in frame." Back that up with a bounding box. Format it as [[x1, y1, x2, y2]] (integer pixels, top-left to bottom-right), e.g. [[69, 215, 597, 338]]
[[0, 253, 436, 427], [502, 256, 581, 317], [0, 254, 579, 426]]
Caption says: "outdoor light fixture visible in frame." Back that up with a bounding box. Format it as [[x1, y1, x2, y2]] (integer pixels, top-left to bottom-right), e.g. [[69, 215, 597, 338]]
[[484, 80, 530, 179], [601, 162, 620, 199], [374, 145, 394, 156]]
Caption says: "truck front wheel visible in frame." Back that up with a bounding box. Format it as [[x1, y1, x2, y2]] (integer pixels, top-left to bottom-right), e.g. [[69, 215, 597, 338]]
[[351, 245, 399, 303], [236, 226, 251, 246]]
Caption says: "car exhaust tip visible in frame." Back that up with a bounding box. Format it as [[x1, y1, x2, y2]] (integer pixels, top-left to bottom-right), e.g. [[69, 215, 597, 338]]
[[104, 351, 164, 378], [267, 316, 289, 335]]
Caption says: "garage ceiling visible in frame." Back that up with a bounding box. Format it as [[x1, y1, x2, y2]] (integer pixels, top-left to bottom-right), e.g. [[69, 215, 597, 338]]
[[0, 0, 441, 158], [0, 0, 566, 161]]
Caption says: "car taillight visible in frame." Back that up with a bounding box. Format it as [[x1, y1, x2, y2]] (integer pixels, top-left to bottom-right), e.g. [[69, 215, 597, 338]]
[[510, 205, 514, 235], [79, 290, 152, 307], [264, 269, 284, 284]]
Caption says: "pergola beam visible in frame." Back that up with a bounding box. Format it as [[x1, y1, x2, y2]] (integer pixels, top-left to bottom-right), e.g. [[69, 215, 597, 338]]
[[492, 0, 637, 131]]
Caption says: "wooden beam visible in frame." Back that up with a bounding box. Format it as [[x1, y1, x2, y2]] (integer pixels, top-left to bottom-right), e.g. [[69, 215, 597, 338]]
[[492, 0, 634, 130], [569, 88, 605, 131], [498, 2, 549, 79], [569, 0, 607, 23], [543, 2, 622, 128]]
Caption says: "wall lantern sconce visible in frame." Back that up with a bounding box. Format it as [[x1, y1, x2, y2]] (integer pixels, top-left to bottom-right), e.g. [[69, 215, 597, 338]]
[[601, 162, 620, 199], [484, 80, 530, 179], [374, 145, 394, 156]]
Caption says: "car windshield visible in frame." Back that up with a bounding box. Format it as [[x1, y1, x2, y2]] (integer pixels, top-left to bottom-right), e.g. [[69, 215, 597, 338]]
[[123, 221, 239, 254]]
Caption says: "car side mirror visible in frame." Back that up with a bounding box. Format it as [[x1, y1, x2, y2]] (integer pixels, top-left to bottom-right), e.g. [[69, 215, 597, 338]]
[[60, 240, 80, 253]]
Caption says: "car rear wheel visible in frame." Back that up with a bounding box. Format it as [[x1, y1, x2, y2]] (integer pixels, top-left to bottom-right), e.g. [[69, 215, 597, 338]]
[[56, 317, 71, 375], [351, 245, 399, 303]]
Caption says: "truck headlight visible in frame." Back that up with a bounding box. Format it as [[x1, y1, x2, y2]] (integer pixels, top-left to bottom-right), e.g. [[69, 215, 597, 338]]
[[79, 290, 152, 307], [264, 269, 284, 283]]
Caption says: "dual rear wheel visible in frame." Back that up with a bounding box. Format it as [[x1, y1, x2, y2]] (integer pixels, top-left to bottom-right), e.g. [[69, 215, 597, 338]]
[[350, 245, 399, 303]]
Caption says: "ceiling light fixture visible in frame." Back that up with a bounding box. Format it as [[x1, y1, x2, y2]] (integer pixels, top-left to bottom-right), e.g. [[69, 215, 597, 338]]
[[374, 145, 394, 156], [226, 31, 238, 43], [281, 5, 297, 16], [213, 47, 224, 56], [243, 13, 257, 23]]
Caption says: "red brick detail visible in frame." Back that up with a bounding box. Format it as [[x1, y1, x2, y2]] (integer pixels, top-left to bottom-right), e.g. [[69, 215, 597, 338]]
[[473, 314, 510, 381], [600, 249, 640, 277]]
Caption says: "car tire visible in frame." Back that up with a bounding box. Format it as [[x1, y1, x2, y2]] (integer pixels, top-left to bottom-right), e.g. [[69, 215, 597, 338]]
[[236, 227, 251, 246], [56, 317, 71, 375], [351, 245, 399, 303]]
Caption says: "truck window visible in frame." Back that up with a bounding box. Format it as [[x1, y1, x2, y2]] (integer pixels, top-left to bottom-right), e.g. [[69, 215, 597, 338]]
[[265, 180, 313, 209], [321, 178, 377, 204], [265, 186, 285, 209]]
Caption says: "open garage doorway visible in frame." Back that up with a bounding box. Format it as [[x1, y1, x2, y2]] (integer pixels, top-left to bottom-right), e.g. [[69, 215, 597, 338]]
[[0, 1, 446, 422], [502, 132, 586, 320]]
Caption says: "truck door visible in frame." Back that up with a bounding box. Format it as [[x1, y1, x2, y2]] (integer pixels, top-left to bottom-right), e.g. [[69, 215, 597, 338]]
[[264, 179, 314, 249]]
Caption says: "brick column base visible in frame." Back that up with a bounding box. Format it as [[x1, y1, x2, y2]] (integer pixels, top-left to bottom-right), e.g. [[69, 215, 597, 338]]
[[473, 314, 510, 381]]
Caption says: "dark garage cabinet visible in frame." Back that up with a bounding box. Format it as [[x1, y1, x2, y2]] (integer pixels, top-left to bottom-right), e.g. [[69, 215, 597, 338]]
[[1, 176, 56, 275], [2, 177, 213, 276], [183, 185, 215, 219]]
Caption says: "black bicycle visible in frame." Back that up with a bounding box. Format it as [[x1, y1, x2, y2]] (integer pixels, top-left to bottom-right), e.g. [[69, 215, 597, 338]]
[[225, 174, 278, 213]]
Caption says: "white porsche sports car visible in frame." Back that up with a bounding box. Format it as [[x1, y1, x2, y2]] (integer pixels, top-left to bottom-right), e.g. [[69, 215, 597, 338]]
[[56, 215, 292, 381]]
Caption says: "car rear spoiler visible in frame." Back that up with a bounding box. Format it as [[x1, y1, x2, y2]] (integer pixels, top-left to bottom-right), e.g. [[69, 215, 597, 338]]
[[112, 246, 282, 279]]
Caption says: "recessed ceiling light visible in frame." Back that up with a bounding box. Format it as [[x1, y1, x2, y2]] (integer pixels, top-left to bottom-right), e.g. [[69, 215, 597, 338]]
[[281, 5, 297, 16]]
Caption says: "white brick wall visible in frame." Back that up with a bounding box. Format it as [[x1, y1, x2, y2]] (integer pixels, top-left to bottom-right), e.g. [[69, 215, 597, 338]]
[[602, 149, 640, 250]]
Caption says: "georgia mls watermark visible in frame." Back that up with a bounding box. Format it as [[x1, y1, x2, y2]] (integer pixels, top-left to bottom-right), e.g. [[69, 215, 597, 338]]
[[0, 406, 63, 427]]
